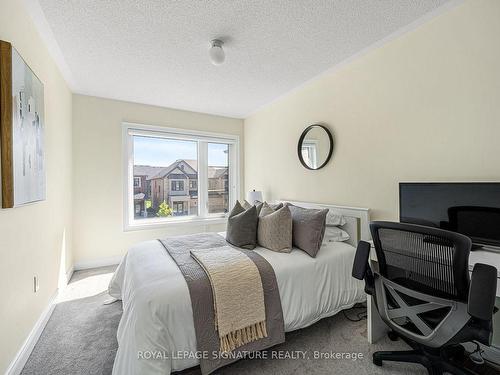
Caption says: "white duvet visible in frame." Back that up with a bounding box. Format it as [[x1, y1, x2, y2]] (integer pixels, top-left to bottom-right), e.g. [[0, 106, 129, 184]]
[[108, 235, 365, 375]]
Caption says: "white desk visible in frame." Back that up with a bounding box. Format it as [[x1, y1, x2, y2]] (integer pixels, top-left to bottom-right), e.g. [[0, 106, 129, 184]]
[[469, 249, 500, 295]]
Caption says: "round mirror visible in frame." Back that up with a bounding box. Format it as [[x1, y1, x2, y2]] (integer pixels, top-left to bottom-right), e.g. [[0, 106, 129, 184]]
[[297, 124, 334, 170]]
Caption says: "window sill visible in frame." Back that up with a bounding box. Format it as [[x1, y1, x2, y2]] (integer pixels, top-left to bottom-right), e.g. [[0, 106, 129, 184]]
[[124, 216, 228, 232]]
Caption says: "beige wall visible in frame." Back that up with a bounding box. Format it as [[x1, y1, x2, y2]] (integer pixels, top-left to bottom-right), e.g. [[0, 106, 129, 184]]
[[244, 0, 500, 221], [0, 0, 73, 372], [72, 95, 243, 265], [2, 0, 499, 371]]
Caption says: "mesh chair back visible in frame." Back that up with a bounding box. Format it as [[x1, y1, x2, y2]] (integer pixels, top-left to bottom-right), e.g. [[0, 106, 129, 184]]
[[371, 221, 471, 302]]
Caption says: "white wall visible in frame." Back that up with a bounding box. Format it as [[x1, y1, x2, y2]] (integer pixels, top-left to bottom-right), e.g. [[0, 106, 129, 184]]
[[72, 95, 244, 266], [0, 0, 73, 372], [244, 0, 500, 220]]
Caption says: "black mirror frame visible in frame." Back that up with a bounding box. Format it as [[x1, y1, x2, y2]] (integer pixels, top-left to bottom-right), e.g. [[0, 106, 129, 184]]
[[297, 124, 334, 170]]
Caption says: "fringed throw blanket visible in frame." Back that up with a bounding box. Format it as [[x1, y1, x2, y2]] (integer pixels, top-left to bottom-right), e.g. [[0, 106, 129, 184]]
[[190, 246, 267, 353], [159, 233, 284, 375]]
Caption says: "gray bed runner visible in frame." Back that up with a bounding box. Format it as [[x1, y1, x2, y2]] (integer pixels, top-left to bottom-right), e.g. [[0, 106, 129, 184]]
[[159, 233, 285, 375]]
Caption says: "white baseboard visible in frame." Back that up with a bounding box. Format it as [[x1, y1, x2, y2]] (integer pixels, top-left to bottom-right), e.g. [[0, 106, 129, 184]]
[[6, 291, 58, 375], [73, 255, 122, 271], [5, 259, 118, 374]]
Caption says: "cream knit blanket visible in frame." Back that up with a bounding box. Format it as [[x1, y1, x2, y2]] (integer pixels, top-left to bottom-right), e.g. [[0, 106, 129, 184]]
[[190, 246, 267, 352]]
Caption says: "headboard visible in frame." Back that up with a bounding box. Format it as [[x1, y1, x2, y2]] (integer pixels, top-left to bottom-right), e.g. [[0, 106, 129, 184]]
[[279, 199, 371, 246]]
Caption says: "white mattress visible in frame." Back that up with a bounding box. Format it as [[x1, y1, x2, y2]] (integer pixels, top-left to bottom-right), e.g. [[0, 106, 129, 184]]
[[108, 235, 365, 375]]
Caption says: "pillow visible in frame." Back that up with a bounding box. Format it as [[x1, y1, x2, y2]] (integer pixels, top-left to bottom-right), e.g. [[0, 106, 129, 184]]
[[241, 200, 263, 215], [326, 210, 346, 226], [257, 204, 292, 252], [226, 201, 258, 249], [258, 202, 283, 217], [268, 202, 283, 211], [286, 203, 328, 257], [253, 201, 283, 216], [241, 200, 252, 210], [323, 226, 350, 243]]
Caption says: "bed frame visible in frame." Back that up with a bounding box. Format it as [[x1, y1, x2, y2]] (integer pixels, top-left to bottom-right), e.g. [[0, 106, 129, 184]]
[[279, 199, 371, 246]]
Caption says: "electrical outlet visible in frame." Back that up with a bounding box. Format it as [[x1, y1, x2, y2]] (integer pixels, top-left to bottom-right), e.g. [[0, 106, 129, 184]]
[[34, 276, 39, 293]]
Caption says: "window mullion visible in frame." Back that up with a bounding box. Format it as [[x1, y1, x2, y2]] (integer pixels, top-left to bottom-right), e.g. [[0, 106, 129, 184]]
[[127, 131, 134, 226], [228, 144, 237, 209], [198, 141, 208, 218]]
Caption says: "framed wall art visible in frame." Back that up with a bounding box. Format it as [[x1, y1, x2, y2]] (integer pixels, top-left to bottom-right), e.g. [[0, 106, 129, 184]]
[[0, 40, 45, 208]]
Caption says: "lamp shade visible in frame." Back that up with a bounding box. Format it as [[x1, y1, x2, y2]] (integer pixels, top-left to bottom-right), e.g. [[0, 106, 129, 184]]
[[247, 190, 263, 204]]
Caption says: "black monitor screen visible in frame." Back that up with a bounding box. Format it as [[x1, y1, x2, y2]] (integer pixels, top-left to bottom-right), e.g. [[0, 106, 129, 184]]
[[399, 183, 500, 247]]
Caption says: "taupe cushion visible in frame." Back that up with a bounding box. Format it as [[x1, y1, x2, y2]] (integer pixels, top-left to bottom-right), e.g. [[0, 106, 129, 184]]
[[286, 203, 328, 257], [257, 204, 292, 252], [268, 202, 283, 211], [255, 201, 263, 215], [226, 201, 258, 249], [257, 201, 283, 217], [241, 200, 252, 210]]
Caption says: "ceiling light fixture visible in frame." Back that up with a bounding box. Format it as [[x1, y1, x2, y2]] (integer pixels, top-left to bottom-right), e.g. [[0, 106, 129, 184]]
[[209, 39, 225, 66]]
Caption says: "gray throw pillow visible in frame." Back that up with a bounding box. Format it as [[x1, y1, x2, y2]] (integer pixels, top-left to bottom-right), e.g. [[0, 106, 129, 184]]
[[257, 205, 292, 252], [286, 203, 328, 257], [226, 201, 258, 249]]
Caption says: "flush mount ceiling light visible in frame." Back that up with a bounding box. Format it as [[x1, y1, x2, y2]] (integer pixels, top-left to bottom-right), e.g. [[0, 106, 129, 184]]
[[209, 39, 225, 65]]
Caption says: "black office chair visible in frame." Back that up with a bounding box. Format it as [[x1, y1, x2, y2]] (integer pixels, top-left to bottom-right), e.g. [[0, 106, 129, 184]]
[[352, 221, 498, 375]]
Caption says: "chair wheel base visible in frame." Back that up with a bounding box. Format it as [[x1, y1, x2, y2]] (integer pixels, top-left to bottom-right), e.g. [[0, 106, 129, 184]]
[[372, 348, 474, 375], [373, 359, 382, 367], [388, 331, 399, 341], [373, 354, 383, 367]]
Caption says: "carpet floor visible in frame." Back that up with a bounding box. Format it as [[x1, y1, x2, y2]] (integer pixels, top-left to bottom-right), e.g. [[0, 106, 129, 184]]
[[21, 266, 426, 375]]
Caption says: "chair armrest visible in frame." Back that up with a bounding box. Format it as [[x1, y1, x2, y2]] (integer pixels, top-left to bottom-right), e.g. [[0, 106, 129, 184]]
[[352, 241, 374, 295], [352, 241, 370, 279], [468, 263, 498, 321]]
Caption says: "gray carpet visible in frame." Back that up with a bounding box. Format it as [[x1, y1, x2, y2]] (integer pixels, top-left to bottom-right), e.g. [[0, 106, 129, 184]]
[[22, 267, 426, 375]]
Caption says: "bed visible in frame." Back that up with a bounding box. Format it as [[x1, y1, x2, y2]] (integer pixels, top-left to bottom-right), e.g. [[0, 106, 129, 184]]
[[108, 201, 370, 375]]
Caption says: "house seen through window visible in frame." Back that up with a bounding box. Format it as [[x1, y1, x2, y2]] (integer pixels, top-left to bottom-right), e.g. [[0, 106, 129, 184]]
[[126, 125, 237, 227]]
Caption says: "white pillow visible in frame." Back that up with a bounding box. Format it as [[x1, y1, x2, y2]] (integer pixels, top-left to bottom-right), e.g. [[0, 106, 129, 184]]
[[325, 210, 346, 226], [323, 226, 350, 243]]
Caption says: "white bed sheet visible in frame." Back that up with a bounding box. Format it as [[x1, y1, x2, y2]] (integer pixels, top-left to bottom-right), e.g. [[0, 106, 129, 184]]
[[108, 235, 365, 375]]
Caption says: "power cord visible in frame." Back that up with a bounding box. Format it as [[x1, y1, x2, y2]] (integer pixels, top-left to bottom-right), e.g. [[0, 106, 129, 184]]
[[469, 342, 485, 365], [342, 303, 367, 322]]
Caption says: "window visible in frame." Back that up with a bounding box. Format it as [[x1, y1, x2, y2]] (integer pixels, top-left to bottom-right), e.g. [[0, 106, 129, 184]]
[[124, 123, 239, 229], [171, 180, 184, 191], [173, 201, 187, 215], [208, 143, 230, 214], [301, 141, 318, 169]]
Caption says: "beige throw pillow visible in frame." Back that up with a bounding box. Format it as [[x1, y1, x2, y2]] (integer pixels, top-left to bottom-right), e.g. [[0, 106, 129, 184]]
[[241, 200, 253, 210], [257, 203, 292, 252]]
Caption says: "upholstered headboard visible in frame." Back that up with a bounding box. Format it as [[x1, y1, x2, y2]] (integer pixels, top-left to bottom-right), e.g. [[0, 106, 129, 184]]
[[278, 199, 371, 246]]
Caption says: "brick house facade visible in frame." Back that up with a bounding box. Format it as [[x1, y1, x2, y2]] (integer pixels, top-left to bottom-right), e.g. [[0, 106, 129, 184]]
[[133, 160, 228, 218]]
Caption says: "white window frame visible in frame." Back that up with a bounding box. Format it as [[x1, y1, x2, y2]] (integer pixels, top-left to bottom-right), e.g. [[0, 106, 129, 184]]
[[123, 122, 240, 231], [301, 140, 318, 169]]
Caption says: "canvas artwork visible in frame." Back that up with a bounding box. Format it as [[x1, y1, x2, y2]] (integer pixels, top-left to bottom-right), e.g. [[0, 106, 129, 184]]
[[0, 41, 45, 208]]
